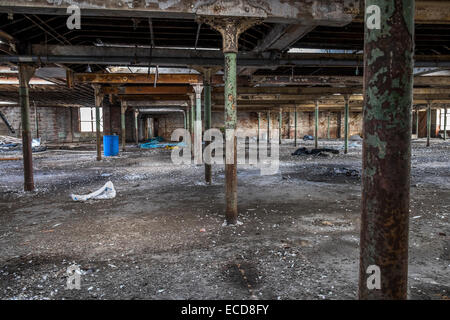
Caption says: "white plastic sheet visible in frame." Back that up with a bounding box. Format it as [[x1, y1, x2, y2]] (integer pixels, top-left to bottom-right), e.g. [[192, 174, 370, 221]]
[[71, 181, 116, 201]]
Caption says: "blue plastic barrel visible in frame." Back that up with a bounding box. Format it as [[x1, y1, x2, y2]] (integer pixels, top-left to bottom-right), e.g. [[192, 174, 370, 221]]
[[103, 135, 119, 156]]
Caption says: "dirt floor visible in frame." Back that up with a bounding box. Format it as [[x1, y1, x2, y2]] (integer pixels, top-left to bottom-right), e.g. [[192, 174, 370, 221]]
[[0, 138, 448, 300]]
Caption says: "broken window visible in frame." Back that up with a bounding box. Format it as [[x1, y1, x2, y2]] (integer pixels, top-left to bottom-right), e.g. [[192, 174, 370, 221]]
[[79, 107, 103, 133]]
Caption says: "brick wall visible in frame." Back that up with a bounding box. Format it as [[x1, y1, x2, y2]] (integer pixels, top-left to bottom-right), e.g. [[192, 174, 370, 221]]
[[151, 110, 364, 141]]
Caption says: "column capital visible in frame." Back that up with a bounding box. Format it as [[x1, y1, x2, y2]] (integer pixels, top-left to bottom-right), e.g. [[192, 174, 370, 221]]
[[198, 16, 262, 53]]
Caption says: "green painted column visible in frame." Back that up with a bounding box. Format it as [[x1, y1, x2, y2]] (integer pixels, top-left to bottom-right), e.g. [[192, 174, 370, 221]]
[[204, 73, 212, 184], [121, 101, 127, 152], [359, 0, 414, 300], [267, 111, 271, 143], [344, 96, 350, 154], [224, 51, 238, 224], [314, 101, 319, 149], [279, 109, 282, 145], [427, 102, 431, 147], [186, 108, 190, 133], [294, 108, 298, 146]]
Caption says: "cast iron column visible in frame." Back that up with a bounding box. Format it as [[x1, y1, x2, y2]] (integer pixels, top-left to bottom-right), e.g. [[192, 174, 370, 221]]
[[93, 85, 103, 161], [444, 105, 447, 140], [267, 111, 271, 143], [135, 109, 139, 144], [203, 69, 213, 184], [426, 102, 431, 147], [202, 17, 261, 225], [359, 0, 414, 300], [279, 109, 282, 145], [18, 64, 36, 192], [193, 83, 204, 165], [344, 95, 350, 154], [121, 101, 127, 152], [314, 100, 319, 149], [294, 107, 298, 146], [415, 106, 419, 139]]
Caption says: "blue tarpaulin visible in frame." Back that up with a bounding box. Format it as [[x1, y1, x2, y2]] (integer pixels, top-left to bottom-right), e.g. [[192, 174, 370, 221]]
[[139, 137, 186, 149]]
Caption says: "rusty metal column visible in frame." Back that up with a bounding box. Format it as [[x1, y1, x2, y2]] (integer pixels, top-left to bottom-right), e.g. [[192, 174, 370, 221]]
[[202, 17, 260, 225], [279, 109, 282, 145], [93, 85, 103, 161], [294, 107, 298, 146], [18, 64, 36, 192], [344, 95, 350, 154], [134, 109, 139, 144], [314, 101, 319, 149], [426, 102, 432, 147], [121, 101, 127, 152], [359, 0, 414, 300]]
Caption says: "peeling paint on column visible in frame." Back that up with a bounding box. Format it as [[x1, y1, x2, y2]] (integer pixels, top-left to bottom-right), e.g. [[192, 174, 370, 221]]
[[359, 0, 414, 300]]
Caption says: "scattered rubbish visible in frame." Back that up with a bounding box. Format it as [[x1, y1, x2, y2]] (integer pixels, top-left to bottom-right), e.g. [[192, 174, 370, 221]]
[[199, 228, 206, 232], [0, 135, 47, 152], [71, 181, 116, 201], [349, 134, 363, 141], [222, 220, 243, 227], [332, 167, 360, 177], [321, 220, 334, 226], [412, 216, 421, 219], [292, 147, 339, 156], [303, 135, 314, 141]]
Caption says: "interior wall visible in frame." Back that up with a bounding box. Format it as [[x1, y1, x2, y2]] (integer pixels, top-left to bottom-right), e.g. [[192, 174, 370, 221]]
[[153, 111, 364, 141]]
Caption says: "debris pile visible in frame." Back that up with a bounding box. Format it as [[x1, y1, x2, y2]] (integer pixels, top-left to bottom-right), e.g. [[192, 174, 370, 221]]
[[292, 147, 339, 157], [0, 135, 47, 152], [330, 167, 360, 177]]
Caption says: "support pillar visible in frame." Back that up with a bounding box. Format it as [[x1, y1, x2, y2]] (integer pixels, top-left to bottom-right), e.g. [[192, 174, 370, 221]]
[[257, 112, 260, 143], [359, 0, 414, 300], [121, 101, 127, 152], [135, 109, 139, 144], [201, 17, 261, 225], [201, 68, 215, 184], [427, 102, 432, 147], [18, 64, 36, 192], [267, 111, 271, 143], [415, 106, 419, 139], [444, 106, 447, 140], [93, 85, 103, 161], [34, 103, 39, 139], [344, 95, 350, 154], [189, 94, 195, 157], [294, 107, 298, 146], [314, 100, 319, 149], [279, 109, 282, 145], [192, 83, 204, 165], [327, 112, 331, 139]]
